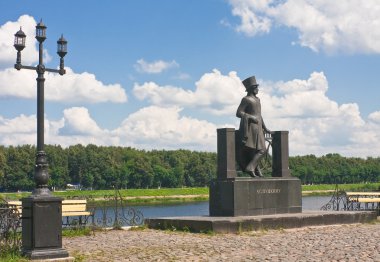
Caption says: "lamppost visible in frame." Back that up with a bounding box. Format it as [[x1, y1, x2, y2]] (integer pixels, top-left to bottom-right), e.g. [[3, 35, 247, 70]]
[[14, 20, 70, 260]]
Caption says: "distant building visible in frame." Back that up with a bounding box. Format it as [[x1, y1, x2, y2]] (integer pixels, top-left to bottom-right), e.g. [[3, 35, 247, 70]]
[[66, 183, 82, 190]]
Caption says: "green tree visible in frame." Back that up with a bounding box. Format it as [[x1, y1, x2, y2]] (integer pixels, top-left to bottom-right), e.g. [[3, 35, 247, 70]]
[[46, 145, 70, 189], [4, 145, 35, 191], [0, 146, 7, 190]]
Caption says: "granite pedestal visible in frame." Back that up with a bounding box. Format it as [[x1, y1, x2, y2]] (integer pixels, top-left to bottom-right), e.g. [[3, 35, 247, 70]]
[[212, 128, 301, 217], [209, 177, 302, 216]]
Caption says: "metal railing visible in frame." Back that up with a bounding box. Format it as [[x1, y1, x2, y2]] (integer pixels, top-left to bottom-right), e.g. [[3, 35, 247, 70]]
[[0, 197, 22, 254], [320, 184, 380, 214], [65, 188, 144, 229]]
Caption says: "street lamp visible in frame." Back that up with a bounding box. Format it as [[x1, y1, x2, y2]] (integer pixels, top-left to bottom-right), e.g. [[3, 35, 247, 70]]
[[14, 20, 70, 260]]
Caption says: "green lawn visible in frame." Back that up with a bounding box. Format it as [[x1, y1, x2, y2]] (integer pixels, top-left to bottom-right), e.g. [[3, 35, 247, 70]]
[[302, 183, 380, 192], [1, 187, 209, 201]]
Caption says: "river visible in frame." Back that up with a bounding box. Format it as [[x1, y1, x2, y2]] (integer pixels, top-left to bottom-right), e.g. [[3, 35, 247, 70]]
[[122, 195, 332, 219]]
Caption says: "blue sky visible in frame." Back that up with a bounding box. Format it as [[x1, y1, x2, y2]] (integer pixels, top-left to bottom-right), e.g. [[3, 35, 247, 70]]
[[0, 0, 380, 157]]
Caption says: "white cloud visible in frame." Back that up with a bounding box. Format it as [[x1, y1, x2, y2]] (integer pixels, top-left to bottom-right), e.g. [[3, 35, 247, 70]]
[[0, 106, 217, 151], [133, 69, 380, 156], [133, 69, 244, 115], [114, 106, 217, 150], [260, 72, 339, 118], [1, 63, 380, 156], [134, 59, 179, 74], [0, 107, 118, 147], [0, 114, 35, 134], [368, 111, 380, 124], [48, 107, 118, 146], [0, 67, 127, 103], [0, 15, 51, 69], [256, 73, 379, 156], [229, 0, 272, 36], [227, 0, 380, 54], [0, 113, 36, 145], [59, 107, 104, 136], [172, 72, 191, 80]]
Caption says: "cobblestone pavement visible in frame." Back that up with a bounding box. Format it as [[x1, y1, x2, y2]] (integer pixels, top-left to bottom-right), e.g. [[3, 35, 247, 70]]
[[64, 223, 380, 261]]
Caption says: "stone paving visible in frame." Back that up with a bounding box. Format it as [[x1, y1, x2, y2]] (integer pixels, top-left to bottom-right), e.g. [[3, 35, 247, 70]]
[[64, 223, 380, 261]]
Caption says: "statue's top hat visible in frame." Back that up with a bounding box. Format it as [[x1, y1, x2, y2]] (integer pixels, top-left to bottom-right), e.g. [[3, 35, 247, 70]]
[[242, 76, 259, 89]]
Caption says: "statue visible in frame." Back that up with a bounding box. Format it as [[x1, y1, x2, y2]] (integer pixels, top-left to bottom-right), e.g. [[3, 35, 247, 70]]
[[236, 76, 272, 177]]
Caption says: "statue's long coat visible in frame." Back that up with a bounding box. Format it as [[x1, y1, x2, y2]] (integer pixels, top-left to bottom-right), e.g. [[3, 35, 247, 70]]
[[236, 95, 266, 150]]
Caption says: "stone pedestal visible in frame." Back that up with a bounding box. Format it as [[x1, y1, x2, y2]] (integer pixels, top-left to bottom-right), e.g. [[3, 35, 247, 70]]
[[217, 128, 237, 179], [212, 128, 301, 217], [22, 196, 69, 260], [209, 177, 302, 216], [272, 131, 291, 177]]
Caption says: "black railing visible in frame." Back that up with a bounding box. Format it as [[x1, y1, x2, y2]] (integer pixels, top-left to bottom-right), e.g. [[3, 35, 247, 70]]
[[65, 188, 144, 229], [320, 185, 380, 214], [0, 197, 22, 254], [320, 184, 349, 211]]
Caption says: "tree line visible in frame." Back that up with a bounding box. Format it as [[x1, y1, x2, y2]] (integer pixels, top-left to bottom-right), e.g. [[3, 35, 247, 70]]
[[0, 145, 216, 191], [0, 145, 379, 192]]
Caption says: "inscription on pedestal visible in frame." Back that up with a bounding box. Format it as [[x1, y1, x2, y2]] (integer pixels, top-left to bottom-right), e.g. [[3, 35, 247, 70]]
[[256, 188, 281, 194]]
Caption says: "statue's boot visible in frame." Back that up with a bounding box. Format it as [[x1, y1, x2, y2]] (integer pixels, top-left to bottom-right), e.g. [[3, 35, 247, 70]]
[[246, 170, 257, 177], [255, 166, 263, 177]]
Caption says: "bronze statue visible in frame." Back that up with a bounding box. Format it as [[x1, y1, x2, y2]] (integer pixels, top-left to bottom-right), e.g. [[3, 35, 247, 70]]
[[236, 76, 272, 177]]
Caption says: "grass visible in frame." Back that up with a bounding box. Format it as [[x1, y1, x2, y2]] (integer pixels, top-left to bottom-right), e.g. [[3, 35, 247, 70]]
[[0, 187, 209, 206], [0, 247, 26, 262], [54, 187, 209, 198], [0, 187, 209, 201], [302, 183, 380, 192], [62, 226, 95, 237]]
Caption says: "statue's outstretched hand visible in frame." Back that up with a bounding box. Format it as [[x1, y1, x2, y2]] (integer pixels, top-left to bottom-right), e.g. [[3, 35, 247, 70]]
[[264, 128, 274, 135]]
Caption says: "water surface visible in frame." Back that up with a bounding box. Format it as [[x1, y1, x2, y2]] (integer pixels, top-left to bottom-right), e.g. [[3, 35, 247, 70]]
[[132, 195, 333, 218]]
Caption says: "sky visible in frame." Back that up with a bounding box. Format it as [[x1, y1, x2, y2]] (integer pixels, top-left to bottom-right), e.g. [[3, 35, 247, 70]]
[[0, 0, 380, 157]]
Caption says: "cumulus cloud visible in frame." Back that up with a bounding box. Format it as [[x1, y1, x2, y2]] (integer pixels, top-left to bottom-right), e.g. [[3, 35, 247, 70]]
[[58, 107, 104, 136], [368, 111, 380, 124], [133, 69, 380, 156], [0, 114, 35, 134], [0, 107, 118, 147], [0, 67, 127, 103], [114, 106, 217, 150], [256, 73, 379, 156], [0, 15, 51, 69], [260, 72, 339, 118], [0, 106, 217, 151], [134, 59, 179, 74], [227, 0, 380, 54], [133, 69, 244, 115], [1, 64, 380, 156]]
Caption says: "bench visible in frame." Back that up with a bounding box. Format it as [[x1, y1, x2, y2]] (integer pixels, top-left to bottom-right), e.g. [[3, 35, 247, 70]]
[[345, 192, 380, 214], [346, 192, 380, 197], [6, 199, 93, 226]]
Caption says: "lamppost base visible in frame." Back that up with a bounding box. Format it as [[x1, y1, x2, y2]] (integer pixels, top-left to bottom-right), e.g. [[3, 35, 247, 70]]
[[21, 196, 70, 260], [32, 187, 52, 196], [22, 248, 70, 260]]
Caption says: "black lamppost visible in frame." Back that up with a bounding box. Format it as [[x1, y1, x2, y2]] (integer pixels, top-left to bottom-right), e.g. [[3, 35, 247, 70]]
[[14, 20, 70, 260]]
